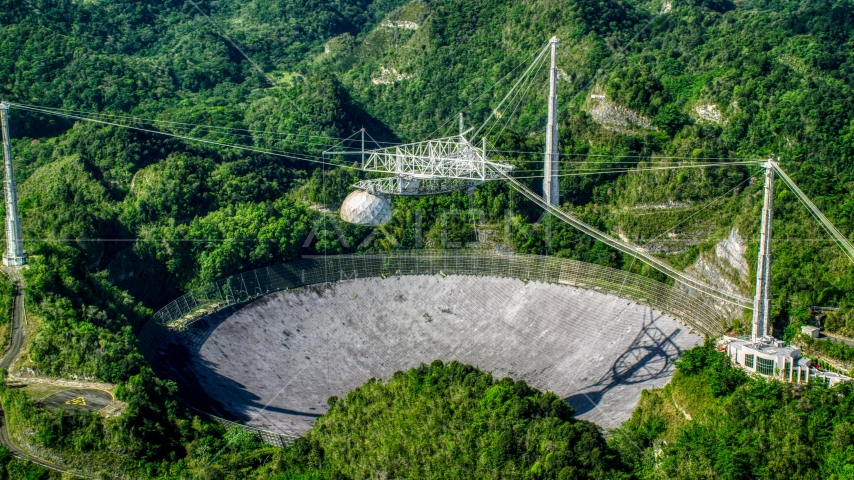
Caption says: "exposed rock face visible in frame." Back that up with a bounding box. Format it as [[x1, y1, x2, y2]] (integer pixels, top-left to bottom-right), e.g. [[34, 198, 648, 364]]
[[620, 201, 699, 255], [682, 227, 751, 319], [695, 103, 723, 124], [643, 235, 706, 255], [715, 228, 749, 278], [630, 200, 693, 211], [381, 20, 419, 30], [372, 66, 413, 85], [587, 95, 655, 133]]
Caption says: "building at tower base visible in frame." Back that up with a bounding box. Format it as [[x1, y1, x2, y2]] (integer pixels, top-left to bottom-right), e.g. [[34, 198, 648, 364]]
[[724, 336, 851, 386]]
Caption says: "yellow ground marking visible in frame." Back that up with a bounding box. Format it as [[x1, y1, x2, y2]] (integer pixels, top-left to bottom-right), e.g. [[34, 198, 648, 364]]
[[65, 396, 86, 406], [98, 388, 116, 401]]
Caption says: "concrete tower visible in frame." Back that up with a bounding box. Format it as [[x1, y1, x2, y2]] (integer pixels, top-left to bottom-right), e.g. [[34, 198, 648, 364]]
[[751, 160, 775, 340], [543, 37, 559, 206], [0, 102, 27, 266]]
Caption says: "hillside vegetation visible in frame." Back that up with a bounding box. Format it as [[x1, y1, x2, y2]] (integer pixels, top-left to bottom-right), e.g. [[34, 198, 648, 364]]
[[614, 343, 854, 479], [0, 0, 852, 477], [278, 361, 628, 479]]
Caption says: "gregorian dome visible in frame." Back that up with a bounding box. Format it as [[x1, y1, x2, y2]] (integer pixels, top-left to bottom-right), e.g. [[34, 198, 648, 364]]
[[339, 189, 392, 225]]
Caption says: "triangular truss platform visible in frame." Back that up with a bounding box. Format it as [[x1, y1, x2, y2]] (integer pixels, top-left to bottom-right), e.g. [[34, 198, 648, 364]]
[[326, 133, 514, 196]]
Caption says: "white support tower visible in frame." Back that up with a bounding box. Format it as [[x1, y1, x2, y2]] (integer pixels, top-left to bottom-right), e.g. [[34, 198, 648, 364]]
[[0, 102, 26, 266], [751, 159, 775, 340], [543, 36, 559, 207]]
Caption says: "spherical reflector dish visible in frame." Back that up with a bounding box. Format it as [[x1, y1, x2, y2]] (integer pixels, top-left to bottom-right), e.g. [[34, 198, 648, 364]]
[[340, 189, 392, 225]]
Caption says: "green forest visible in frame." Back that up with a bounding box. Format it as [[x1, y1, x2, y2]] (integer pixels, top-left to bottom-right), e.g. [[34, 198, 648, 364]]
[[6, 349, 852, 479], [0, 0, 853, 477], [614, 343, 854, 479]]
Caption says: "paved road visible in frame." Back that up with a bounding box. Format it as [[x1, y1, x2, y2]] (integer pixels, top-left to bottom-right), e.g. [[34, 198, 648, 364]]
[[0, 283, 24, 371], [0, 280, 95, 478], [822, 332, 854, 348]]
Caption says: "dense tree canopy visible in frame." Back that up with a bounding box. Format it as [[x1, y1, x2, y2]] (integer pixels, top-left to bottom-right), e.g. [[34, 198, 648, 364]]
[[280, 361, 629, 479], [615, 344, 854, 479]]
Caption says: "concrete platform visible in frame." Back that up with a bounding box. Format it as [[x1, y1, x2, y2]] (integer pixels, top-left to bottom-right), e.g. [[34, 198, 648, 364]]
[[41, 389, 113, 413], [154, 275, 702, 435]]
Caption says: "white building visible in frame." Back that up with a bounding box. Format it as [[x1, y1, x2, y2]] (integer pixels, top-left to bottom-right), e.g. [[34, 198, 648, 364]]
[[800, 325, 820, 338], [725, 336, 851, 386], [811, 370, 852, 386]]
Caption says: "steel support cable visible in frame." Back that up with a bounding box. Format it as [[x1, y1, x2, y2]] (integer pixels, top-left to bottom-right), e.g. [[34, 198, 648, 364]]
[[427, 40, 550, 139], [475, 55, 549, 169], [484, 50, 549, 142], [15, 104, 340, 167], [473, 44, 551, 139], [9, 102, 391, 146], [11, 104, 358, 170], [10, 102, 395, 145], [481, 59, 539, 142], [635, 172, 759, 250], [477, 49, 547, 138], [481, 156, 761, 166], [15, 106, 754, 171], [322, 129, 366, 155], [504, 164, 756, 173], [362, 129, 383, 149], [773, 164, 854, 264], [491, 58, 549, 145], [322, 129, 389, 158], [9, 112, 761, 164], [491, 151, 768, 161], [508, 161, 760, 173], [507, 162, 761, 177], [490, 165, 753, 309]]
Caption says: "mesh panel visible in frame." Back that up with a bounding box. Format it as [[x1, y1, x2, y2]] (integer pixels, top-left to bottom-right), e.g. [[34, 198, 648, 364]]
[[139, 251, 726, 361], [137, 251, 729, 446]]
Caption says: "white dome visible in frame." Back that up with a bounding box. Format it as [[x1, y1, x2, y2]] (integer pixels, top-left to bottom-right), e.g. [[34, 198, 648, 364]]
[[340, 189, 392, 226]]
